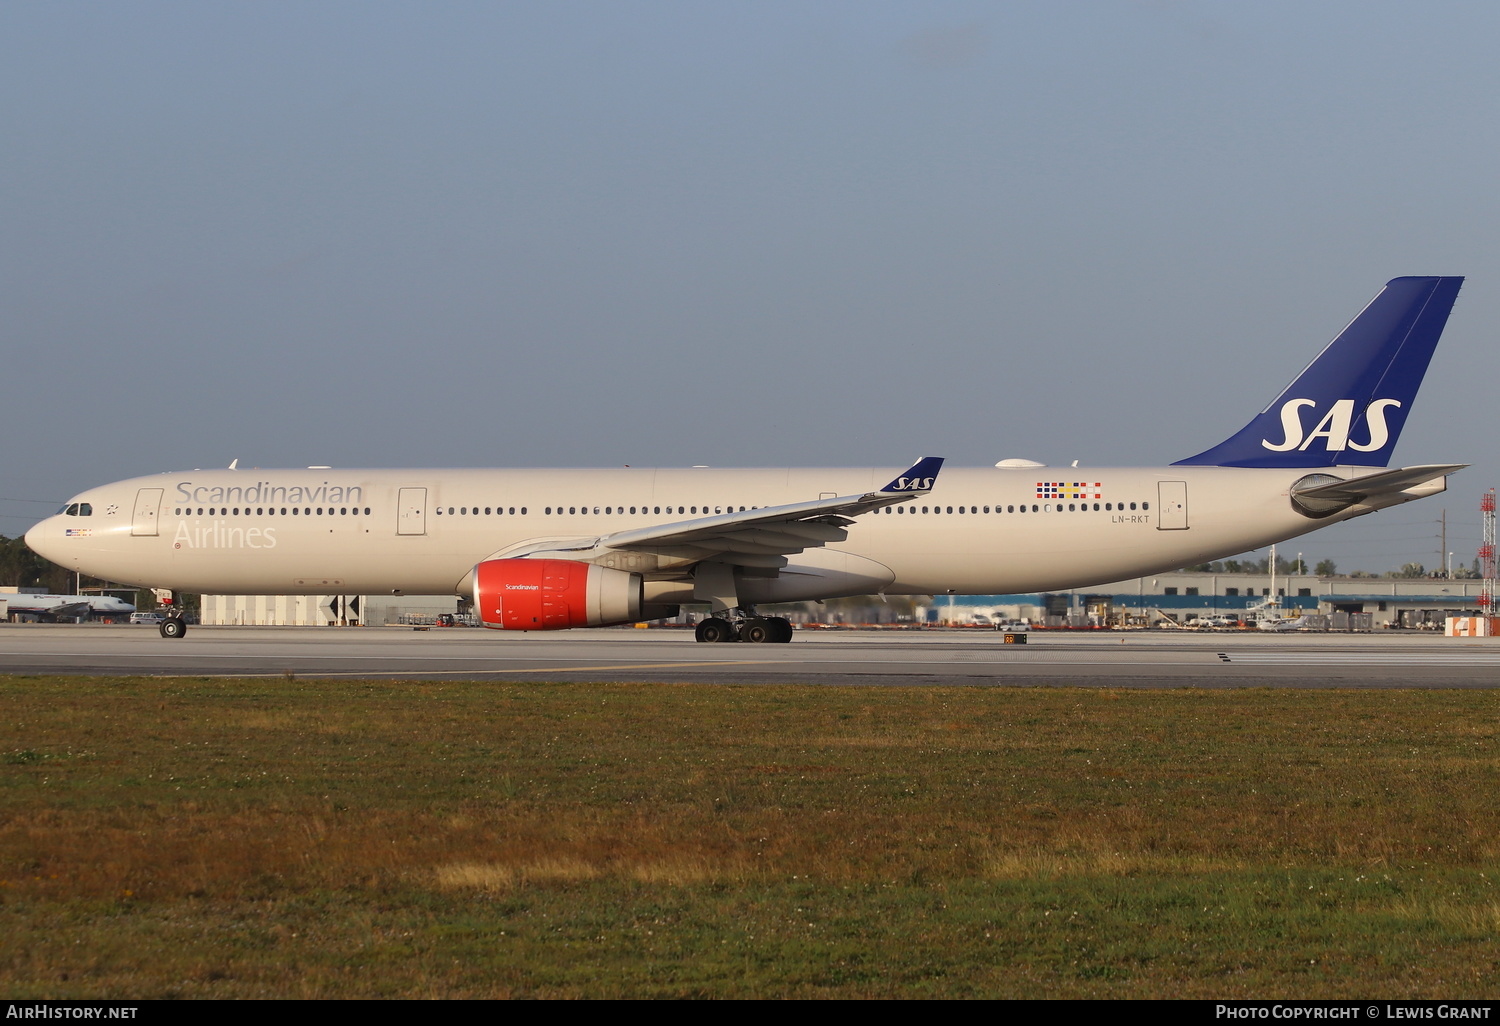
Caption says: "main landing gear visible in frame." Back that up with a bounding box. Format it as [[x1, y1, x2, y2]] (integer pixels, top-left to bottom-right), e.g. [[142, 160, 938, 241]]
[[694, 614, 793, 644], [690, 564, 791, 642]]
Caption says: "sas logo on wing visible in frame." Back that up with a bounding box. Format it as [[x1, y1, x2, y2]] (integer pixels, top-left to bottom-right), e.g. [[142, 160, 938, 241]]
[[1038, 482, 1102, 500], [1260, 398, 1401, 453], [888, 477, 935, 492]]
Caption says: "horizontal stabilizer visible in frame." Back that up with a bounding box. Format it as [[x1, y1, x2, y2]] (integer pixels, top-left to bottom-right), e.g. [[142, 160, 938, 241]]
[[1292, 464, 1466, 503]]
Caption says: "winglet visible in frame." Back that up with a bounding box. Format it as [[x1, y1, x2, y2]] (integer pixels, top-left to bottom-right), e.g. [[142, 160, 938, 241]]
[[877, 456, 944, 495]]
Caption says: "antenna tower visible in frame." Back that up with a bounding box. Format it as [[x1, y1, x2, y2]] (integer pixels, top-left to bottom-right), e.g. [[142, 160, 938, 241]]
[[1480, 489, 1496, 615]]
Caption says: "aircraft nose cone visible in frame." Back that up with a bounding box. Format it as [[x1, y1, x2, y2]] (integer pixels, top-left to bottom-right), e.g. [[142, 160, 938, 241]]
[[24, 518, 61, 563]]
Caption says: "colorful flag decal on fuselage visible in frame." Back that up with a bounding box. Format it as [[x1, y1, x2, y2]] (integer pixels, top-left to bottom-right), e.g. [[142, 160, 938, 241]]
[[1037, 482, 1102, 500]]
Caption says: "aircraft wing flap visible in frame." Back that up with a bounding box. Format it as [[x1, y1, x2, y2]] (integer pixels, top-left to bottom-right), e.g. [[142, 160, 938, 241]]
[[605, 499, 864, 554], [1293, 463, 1467, 502], [719, 530, 817, 552]]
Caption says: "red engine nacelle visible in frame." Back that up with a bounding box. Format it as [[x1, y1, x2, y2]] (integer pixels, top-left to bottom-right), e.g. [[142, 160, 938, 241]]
[[473, 558, 642, 630]]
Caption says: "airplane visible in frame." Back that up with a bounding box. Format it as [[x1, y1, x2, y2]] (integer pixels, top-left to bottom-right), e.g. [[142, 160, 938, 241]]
[[1257, 614, 1319, 632], [1, 591, 135, 622], [25, 276, 1465, 643]]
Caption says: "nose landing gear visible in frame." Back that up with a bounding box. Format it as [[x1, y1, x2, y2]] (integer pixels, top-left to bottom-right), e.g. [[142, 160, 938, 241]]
[[152, 588, 188, 639]]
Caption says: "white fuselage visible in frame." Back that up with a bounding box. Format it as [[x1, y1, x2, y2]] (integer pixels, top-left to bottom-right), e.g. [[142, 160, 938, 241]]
[[24, 464, 1429, 600]]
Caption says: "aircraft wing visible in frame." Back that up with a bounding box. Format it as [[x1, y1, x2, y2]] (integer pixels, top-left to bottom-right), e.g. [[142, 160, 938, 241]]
[[488, 457, 944, 570], [1292, 464, 1467, 503], [600, 456, 944, 567]]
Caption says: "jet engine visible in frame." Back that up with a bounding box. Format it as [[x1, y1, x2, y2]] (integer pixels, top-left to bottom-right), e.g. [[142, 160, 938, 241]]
[[472, 558, 643, 630]]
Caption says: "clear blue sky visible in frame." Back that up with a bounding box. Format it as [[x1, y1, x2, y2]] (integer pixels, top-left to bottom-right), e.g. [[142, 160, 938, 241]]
[[4, 1, 1497, 573]]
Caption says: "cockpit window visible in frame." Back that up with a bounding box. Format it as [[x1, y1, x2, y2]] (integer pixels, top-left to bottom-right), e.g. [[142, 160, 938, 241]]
[[77, 503, 92, 516], [63, 503, 79, 516]]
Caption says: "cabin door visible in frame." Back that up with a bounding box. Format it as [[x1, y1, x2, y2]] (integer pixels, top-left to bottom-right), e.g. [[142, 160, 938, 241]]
[[397, 488, 427, 535], [131, 488, 163, 537], [1156, 481, 1188, 530]]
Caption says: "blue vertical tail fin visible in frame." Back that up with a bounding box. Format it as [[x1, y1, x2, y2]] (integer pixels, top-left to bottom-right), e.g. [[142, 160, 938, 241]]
[[1173, 276, 1463, 468]]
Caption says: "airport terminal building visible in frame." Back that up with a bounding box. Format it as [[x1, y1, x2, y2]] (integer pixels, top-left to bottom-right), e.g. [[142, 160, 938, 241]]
[[199, 571, 1489, 630], [920, 572, 1489, 629], [200, 592, 458, 627]]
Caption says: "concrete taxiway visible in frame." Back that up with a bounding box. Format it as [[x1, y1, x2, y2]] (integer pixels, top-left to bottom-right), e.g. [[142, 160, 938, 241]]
[[3, 624, 1499, 686]]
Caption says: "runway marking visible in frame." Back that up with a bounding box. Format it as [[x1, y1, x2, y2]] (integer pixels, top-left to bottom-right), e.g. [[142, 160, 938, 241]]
[[0, 651, 778, 665], [219, 660, 781, 677], [1, 654, 1232, 668], [390, 659, 781, 674], [1223, 652, 1500, 665]]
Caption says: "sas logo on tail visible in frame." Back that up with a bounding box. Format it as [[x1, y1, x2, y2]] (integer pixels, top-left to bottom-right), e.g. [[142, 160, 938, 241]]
[[1261, 399, 1401, 453], [888, 476, 935, 492]]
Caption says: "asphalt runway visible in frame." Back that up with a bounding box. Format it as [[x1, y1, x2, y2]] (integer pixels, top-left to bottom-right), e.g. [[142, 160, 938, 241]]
[[4, 623, 1500, 686]]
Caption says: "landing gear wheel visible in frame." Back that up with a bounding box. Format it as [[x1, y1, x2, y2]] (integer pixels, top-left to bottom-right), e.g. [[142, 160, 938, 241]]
[[767, 617, 794, 643], [740, 617, 772, 643], [159, 617, 187, 639], [695, 617, 738, 643]]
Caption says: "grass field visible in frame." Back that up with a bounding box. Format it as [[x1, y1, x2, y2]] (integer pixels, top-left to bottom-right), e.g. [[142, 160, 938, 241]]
[[2, 676, 1498, 998]]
